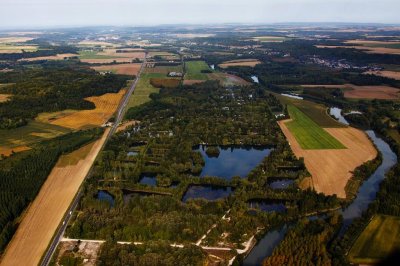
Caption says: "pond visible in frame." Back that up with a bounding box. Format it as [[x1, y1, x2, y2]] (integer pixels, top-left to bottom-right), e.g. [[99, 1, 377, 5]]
[[268, 178, 294, 189], [127, 151, 139, 157], [139, 174, 157, 186], [248, 199, 287, 213], [96, 190, 115, 207], [195, 145, 272, 180], [251, 75, 259, 83], [182, 185, 234, 202]]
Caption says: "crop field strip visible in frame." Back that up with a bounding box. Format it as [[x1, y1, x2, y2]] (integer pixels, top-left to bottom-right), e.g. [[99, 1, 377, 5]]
[[285, 105, 346, 149], [348, 215, 400, 264], [185, 60, 211, 80]]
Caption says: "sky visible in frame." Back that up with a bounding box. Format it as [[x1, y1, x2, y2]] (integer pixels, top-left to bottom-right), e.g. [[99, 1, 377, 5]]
[[0, 0, 399, 29]]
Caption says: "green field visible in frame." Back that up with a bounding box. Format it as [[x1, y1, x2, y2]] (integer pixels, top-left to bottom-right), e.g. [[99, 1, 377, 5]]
[[0, 120, 72, 149], [126, 73, 162, 109], [286, 105, 346, 149], [78, 50, 121, 60], [349, 215, 400, 264], [276, 93, 346, 128], [185, 61, 211, 80]]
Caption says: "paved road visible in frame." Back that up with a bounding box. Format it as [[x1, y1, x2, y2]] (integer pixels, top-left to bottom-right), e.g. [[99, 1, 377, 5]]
[[40, 57, 146, 266]]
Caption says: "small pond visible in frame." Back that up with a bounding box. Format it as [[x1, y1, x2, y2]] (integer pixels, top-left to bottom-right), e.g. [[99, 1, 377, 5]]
[[96, 190, 115, 207], [195, 145, 272, 180], [182, 185, 233, 202], [251, 75, 259, 83], [268, 178, 294, 189], [139, 174, 157, 186], [127, 151, 139, 157], [248, 199, 287, 213]]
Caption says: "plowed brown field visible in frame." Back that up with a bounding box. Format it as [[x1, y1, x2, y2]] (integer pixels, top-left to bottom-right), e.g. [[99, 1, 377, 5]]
[[0, 130, 109, 266], [279, 121, 377, 198], [92, 63, 141, 76]]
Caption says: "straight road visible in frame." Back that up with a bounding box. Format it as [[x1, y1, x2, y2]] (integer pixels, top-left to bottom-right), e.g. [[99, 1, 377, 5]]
[[38, 57, 146, 266]]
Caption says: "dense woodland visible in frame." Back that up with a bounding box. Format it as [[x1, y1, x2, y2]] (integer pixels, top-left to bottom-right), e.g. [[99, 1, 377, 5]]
[[0, 63, 129, 128], [0, 128, 103, 253]]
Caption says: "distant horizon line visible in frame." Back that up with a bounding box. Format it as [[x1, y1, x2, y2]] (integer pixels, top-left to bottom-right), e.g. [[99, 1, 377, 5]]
[[1, 21, 400, 31]]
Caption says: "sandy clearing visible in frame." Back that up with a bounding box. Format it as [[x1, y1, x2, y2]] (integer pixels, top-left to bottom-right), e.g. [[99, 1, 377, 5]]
[[0, 145, 30, 157], [91, 63, 141, 76], [279, 121, 377, 198], [116, 120, 138, 133], [49, 89, 126, 129], [219, 59, 261, 68], [301, 84, 400, 100], [19, 53, 78, 61], [364, 70, 400, 81], [0, 130, 109, 266], [0, 94, 11, 103]]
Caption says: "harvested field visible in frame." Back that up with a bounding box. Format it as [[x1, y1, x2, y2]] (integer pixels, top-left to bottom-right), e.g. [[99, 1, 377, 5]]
[[252, 36, 287, 42], [0, 131, 109, 266], [315, 45, 400, 55], [48, 89, 126, 129], [150, 78, 180, 88], [278, 121, 377, 198], [301, 84, 400, 100], [364, 70, 400, 80], [19, 53, 78, 61], [0, 94, 11, 102], [0, 45, 38, 53], [219, 59, 261, 68], [183, 80, 206, 85], [91, 63, 141, 76], [175, 33, 216, 38], [144, 65, 183, 74], [0, 37, 34, 43], [348, 215, 400, 264], [80, 58, 134, 64], [77, 40, 118, 47]]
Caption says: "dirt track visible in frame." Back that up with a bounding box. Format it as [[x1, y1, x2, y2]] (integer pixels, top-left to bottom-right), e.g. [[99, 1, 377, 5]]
[[279, 121, 377, 198], [0, 130, 109, 266]]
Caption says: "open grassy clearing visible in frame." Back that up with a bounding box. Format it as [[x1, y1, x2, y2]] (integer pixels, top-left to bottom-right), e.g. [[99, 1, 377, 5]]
[[185, 60, 211, 80], [98, 48, 145, 59], [349, 215, 400, 264], [218, 59, 261, 68], [91, 63, 141, 76], [275, 93, 345, 128], [144, 65, 183, 74], [46, 89, 126, 129], [0, 131, 109, 266], [0, 121, 72, 156], [286, 105, 346, 149], [208, 73, 250, 86], [127, 73, 162, 109], [78, 50, 122, 60]]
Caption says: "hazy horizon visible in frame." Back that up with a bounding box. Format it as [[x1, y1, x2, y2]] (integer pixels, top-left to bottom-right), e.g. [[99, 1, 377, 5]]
[[1, 0, 400, 30]]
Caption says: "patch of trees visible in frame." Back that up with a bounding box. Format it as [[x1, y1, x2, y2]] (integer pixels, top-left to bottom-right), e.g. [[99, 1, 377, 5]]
[[0, 64, 129, 128], [98, 241, 206, 266], [0, 128, 103, 253]]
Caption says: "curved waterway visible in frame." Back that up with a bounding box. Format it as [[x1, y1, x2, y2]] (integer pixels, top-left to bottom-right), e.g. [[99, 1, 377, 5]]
[[243, 108, 397, 265]]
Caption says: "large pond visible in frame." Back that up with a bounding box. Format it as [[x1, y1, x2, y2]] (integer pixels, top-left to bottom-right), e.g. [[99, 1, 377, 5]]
[[244, 110, 397, 264], [195, 145, 272, 180], [182, 185, 233, 202], [329, 107, 349, 125]]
